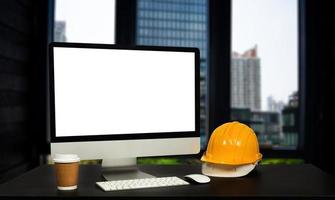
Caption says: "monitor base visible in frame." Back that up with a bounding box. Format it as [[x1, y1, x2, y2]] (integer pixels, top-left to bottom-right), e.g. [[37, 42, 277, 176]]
[[101, 158, 155, 181]]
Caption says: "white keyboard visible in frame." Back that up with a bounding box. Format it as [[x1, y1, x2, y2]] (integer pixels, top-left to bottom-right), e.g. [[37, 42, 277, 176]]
[[96, 176, 190, 192]]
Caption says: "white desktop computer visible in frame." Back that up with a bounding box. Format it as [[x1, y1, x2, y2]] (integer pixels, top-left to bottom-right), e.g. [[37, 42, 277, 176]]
[[49, 42, 200, 180]]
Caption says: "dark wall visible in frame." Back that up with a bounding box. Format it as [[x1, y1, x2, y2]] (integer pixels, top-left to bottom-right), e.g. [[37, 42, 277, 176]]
[[304, 0, 335, 174], [0, 0, 48, 183]]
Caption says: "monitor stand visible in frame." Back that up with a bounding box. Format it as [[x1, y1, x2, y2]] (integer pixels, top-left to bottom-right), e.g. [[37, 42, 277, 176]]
[[101, 158, 155, 181]]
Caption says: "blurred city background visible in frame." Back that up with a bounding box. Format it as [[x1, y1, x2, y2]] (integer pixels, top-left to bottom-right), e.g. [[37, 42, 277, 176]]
[[54, 0, 298, 151]]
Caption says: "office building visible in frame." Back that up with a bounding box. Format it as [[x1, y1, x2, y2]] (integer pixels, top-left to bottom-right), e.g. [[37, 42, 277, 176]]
[[267, 96, 285, 112], [231, 46, 261, 111], [231, 108, 252, 124], [250, 111, 281, 147], [231, 108, 281, 147], [282, 91, 299, 148], [136, 0, 209, 146], [54, 21, 67, 42]]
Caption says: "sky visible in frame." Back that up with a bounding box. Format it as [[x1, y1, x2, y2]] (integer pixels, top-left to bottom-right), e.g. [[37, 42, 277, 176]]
[[233, 0, 298, 110], [55, 0, 116, 44]]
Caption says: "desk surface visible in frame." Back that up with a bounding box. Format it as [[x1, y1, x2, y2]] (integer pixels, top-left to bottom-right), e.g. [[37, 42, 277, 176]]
[[0, 164, 334, 198]]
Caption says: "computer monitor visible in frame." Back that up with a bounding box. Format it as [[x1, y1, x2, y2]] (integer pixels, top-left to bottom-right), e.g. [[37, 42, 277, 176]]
[[49, 42, 200, 180]]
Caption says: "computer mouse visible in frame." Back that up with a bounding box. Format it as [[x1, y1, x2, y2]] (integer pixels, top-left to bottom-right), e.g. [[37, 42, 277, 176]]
[[184, 174, 211, 184]]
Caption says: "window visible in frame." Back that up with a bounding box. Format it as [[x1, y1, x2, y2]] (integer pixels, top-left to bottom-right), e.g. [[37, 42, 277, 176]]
[[54, 0, 116, 44], [231, 0, 299, 150], [136, 0, 209, 148], [52, 0, 301, 154]]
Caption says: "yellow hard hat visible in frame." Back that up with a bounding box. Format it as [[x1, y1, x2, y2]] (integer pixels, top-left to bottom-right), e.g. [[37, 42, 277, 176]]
[[201, 121, 262, 165]]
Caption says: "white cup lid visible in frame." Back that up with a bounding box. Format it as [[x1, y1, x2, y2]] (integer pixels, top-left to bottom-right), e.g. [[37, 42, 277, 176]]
[[53, 154, 80, 163]]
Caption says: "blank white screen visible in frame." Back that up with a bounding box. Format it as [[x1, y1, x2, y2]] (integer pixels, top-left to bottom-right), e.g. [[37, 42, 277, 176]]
[[53, 47, 195, 137]]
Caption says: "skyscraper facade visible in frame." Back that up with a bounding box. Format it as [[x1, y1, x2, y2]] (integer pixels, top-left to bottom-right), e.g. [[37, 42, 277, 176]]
[[281, 91, 299, 148], [231, 46, 261, 111], [54, 21, 67, 42], [136, 0, 209, 147]]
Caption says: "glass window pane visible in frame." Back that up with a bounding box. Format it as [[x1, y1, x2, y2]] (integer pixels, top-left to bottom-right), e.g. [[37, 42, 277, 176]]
[[54, 0, 116, 44], [136, 0, 209, 148], [231, 0, 298, 150]]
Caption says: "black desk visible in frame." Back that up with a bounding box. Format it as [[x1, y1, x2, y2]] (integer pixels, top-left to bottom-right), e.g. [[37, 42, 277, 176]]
[[0, 164, 334, 198]]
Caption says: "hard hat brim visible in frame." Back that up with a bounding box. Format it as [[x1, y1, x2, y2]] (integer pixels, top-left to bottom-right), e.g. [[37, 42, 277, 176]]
[[202, 162, 257, 177]]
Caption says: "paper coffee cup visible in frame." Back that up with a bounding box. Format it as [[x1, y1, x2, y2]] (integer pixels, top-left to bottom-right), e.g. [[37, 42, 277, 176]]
[[53, 154, 80, 190]]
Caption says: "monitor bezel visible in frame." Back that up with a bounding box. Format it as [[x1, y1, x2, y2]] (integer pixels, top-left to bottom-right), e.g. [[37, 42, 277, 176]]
[[49, 42, 200, 143]]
